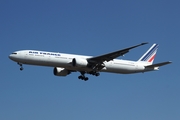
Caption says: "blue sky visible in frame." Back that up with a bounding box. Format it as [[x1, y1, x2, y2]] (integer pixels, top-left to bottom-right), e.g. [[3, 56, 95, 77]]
[[1, 0, 179, 120]]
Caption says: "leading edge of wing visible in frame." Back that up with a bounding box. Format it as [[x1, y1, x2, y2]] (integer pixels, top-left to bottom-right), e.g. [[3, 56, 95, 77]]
[[88, 42, 148, 63]]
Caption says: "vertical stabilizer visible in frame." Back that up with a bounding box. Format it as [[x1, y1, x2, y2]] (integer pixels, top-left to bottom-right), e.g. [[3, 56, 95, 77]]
[[138, 44, 159, 64]]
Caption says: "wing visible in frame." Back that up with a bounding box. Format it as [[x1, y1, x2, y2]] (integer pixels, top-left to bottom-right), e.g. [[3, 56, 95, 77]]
[[88, 42, 148, 63], [87, 42, 148, 71]]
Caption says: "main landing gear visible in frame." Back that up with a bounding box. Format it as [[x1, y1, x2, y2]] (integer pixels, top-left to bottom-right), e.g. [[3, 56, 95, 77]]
[[78, 72, 89, 81], [17, 62, 23, 71], [78, 71, 100, 81], [89, 71, 100, 76]]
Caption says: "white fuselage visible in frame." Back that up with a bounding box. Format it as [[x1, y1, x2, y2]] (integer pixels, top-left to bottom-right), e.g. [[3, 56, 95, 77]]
[[9, 50, 155, 74]]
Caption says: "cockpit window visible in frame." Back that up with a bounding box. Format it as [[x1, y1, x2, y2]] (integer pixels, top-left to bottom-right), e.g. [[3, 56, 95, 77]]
[[12, 53, 17, 54]]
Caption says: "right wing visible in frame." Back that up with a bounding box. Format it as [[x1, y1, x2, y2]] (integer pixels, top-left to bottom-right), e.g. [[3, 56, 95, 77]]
[[88, 42, 148, 63], [87, 42, 148, 71]]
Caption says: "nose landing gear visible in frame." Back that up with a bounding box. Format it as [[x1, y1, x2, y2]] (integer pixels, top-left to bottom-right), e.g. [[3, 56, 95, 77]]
[[17, 63, 23, 71]]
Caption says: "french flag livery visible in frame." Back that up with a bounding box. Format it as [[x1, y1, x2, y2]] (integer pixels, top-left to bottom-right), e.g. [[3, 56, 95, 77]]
[[138, 44, 158, 64]]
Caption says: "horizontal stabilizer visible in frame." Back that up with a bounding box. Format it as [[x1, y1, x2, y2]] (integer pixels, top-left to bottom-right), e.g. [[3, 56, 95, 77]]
[[145, 61, 172, 68]]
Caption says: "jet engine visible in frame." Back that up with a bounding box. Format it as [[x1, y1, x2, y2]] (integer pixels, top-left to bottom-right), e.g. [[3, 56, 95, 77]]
[[53, 67, 71, 76], [72, 58, 88, 67]]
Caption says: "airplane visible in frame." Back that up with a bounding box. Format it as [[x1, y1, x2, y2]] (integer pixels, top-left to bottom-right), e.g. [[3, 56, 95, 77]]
[[9, 42, 171, 81]]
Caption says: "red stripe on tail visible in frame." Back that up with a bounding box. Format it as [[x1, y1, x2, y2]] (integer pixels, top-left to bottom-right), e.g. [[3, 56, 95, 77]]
[[148, 54, 156, 62]]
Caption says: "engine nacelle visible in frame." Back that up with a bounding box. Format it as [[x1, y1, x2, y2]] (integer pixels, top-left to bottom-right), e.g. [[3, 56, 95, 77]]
[[72, 58, 88, 67], [53, 67, 71, 76]]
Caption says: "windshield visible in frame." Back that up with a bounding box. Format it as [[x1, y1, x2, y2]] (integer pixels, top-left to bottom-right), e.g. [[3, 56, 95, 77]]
[[11, 53, 17, 54]]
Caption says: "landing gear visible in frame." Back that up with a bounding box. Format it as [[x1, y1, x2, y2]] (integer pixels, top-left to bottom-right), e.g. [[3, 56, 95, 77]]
[[17, 62, 23, 71], [78, 72, 89, 81], [95, 72, 100, 76], [78, 75, 88, 81], [77, 71, 100, 81], [20, 67, 23, 71], [89, 71, 100, 76]]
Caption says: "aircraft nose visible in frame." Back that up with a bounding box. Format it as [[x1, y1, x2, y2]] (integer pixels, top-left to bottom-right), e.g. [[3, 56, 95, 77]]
[[9, 52, 18, 60], [9, 54, 13, 60]]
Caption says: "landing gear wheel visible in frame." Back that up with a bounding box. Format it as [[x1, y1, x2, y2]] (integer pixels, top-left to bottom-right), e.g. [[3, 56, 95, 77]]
[[95, 73, 100, 76], [20, 67, 23, 71], [89, 71, 100, 77], [78, 74, 89, 81], [78, 76, 83, 79], [84, 77, 88, 81]]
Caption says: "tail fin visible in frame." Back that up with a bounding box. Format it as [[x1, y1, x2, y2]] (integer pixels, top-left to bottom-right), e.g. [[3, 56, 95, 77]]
[[138, 43, 159, 64]]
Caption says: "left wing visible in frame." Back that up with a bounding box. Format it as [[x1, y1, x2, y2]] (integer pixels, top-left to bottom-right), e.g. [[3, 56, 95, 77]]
[[87, 42, 148, 70]]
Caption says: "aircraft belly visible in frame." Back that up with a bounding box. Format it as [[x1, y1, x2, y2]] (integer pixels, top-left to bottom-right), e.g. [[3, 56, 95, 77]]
[[102, 62, 144, 74]]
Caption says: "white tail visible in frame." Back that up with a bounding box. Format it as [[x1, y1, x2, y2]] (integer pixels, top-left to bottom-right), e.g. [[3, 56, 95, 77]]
[[138, 44, 159, 64]]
